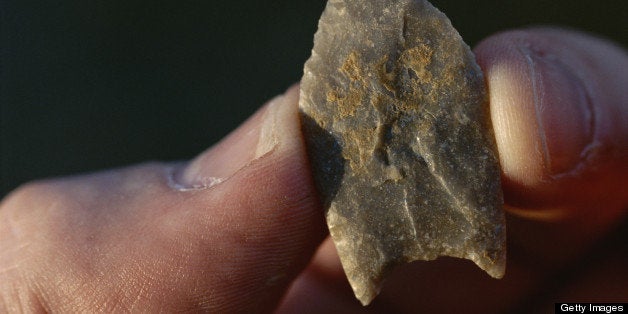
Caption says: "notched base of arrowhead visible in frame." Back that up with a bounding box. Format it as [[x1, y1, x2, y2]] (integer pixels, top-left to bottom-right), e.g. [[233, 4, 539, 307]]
[[336, 222, 507, 306], [354, 261, 503, 306], [300, 0, 506, 306]]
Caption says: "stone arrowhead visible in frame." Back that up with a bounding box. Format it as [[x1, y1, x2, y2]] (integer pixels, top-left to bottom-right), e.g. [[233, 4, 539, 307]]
[[299, 0, 506, 305]]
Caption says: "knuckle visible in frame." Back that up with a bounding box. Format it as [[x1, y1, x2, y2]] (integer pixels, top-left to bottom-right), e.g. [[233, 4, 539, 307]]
[[0, 179, 79, 243], [2, 180, 73, 214]]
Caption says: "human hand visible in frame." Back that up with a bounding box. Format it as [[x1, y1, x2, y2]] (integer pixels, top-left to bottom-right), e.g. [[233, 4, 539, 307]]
[[1, 28, 626, 313]]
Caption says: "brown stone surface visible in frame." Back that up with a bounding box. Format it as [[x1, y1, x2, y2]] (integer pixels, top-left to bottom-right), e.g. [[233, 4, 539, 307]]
[[299, 0, 506, 305]]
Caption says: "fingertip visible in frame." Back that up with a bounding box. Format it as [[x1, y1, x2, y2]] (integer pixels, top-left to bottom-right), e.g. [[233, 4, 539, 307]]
[[172, 83, 326, 311], [474, 28, 628, 216]]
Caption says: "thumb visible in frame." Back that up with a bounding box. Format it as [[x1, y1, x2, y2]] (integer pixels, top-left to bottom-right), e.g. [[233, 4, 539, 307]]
[[170, 84, 327, 312], [0, 84, 326, 312]]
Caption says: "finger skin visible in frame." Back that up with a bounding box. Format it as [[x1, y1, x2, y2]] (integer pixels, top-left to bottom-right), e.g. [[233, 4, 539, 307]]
[[0, 85, 327, 312], [475, 27, 628, 275], [475, 27, 628, 219]]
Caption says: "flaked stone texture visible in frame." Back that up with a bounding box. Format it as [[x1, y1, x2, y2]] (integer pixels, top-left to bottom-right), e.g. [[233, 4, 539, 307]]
[[299, 0, 506, 305]]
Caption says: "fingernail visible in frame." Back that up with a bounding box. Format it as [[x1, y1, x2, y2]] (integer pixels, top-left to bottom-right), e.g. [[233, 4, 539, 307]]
[[521, 46, 594, 176], [171, 96, 280, 190]]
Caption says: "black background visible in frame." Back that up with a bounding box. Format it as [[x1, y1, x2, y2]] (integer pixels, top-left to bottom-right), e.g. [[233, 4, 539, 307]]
[[2, 0, 627, 196]]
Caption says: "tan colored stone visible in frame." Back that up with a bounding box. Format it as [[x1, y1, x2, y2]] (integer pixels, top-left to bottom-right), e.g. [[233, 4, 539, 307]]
[[299, 0, 506, 305]]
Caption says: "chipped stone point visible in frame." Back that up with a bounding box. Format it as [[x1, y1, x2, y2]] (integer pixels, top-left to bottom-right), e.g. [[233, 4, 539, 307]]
[[299, 0, 506, 306]]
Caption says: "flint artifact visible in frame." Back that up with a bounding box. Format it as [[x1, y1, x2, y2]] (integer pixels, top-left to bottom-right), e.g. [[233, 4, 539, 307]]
[[299, 0, 506, 305]]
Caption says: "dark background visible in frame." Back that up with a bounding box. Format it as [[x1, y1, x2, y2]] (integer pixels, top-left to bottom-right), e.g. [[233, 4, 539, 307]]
[[2, 0, 627, 196]]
